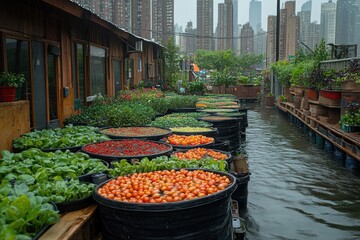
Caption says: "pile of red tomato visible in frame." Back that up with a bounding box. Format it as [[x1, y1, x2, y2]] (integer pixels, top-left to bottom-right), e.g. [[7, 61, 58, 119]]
[[97, 169, 231, 203], [83, 140, 171, 156]]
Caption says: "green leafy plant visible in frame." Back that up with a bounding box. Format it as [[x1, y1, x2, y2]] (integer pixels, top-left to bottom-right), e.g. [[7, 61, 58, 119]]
[[0, 72, 26, 87], [165, 94, 198, 109], [109, 156, 227, 177], [211, 70, 237, 87], [187, 79, 205, 93], [13, 125, 109, 150], [340, 102, 360, 126], [278, 95, 287, 102]]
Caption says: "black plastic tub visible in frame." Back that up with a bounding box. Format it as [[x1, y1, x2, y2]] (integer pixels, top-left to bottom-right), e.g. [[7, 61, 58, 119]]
[[170, 127, 218, 137], [13, 145, 82, 153], [78, 159, 109, 183], [231, 172, 250, 209], [81, 139, 173, 163], [56, 194, 94, 213], [94, 169, 237, 240], [207, 141, 230, 152], [98, 126, 172, 141], [171, 148, 233, 163], [168, 107, 197, 113]]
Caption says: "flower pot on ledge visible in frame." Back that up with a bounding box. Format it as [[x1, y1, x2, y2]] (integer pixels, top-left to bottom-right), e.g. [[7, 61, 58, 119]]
[[319, 89, 341, 106], [0, 86, 16, 102], [305, 89, 319, 101]]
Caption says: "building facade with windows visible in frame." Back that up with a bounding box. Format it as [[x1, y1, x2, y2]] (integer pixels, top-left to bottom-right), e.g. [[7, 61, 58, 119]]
[[0, 0, 163, 136], [197, 0, 214, 50], [321, 0, 337, 44], [217, 0, 234, 51]]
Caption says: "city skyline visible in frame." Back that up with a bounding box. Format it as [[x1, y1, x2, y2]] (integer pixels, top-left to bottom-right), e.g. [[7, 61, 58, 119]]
[[175, 0, 337, 32]]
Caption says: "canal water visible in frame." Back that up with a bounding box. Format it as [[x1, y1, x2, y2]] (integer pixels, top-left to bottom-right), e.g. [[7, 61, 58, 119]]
[[241, 104, 360, 240]]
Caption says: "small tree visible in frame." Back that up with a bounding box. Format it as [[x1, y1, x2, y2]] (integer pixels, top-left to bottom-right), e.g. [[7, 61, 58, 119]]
[[164, 37, 181, 90]]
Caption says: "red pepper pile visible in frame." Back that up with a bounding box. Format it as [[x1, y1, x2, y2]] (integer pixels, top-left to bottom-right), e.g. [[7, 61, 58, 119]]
[[83, 140, 171, 156]]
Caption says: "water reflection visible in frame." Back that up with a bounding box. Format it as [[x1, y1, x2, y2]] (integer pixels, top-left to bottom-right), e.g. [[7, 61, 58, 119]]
[[241, 104, 360, 240]]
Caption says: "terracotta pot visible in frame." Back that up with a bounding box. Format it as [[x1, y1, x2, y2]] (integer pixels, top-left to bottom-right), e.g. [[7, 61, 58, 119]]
[[305, 89, 319, 101], [320, 89, 341, 100], [0, 86, 16, 102]]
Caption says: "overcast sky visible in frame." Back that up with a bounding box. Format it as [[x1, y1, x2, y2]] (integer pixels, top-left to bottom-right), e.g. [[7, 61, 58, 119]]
[[174, 0, 336, 31]]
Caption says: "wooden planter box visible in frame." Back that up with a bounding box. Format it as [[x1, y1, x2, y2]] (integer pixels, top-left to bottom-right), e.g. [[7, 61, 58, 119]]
[[342, 80, 360, 92], [309, 104, 327, 117], [265, 96, 275, 107]]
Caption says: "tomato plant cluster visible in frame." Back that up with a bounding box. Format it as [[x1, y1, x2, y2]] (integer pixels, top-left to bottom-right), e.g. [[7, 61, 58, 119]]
[[83, 140, 171, 156], [100, 127, 170, 137], [173, 148, 228, 161], [167, 135, 214, 146], [98, 169, 231, 203]]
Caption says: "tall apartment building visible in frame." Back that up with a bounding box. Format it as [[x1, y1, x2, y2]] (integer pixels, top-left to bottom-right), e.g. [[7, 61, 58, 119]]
[[335, 0, 360, 54], [73, 0, 173, 43], [298, 1, 311, 48], [197, 0, 214, 50], [254, 29, 266, 56], [152, 0, 174, 43], [113, 0, 131, 30], [240, 23, 254, 54], [249, 0, 262, 33], [308, 23, 321, 50], [233, 0, 239, 53], [185, 21, 197, 54], [320, 0, 336, 44], [266, 15, 277, 65], [280, 1, 299, 60], [217, 0, 233, 51]]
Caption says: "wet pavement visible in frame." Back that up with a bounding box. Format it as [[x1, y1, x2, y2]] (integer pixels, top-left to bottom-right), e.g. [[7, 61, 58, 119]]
[[241, 104, 360, 240]]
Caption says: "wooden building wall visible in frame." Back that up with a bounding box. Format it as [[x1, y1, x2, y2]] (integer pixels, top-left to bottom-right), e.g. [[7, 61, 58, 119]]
[[0, 0, 163, 132]]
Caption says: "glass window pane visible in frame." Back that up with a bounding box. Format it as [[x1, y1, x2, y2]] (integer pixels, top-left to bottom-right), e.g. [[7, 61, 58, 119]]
[[90, 45, 106, 96], [47, 54, 57, 120], [6, 38, 30, 100], [77, 44, 85, 105]]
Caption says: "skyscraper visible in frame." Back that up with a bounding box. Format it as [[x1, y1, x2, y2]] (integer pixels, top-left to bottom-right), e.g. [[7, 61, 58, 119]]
[[335, 0, 359, 45], [197, 0, 214, 50], [73, 0, 174, 43], [266, 15, 277, 65], [185, 21, 197, 54], [249, 0, 261, 33], [240, 23, 254, 54], [320, 0, 336, 44], [217, 0, 233, 50], [233, 0, 239, 53], [308, 22, 321, 50], [152, 0, 175, 43], [280, 1, 299, 60], [298, 1, 311, 48]]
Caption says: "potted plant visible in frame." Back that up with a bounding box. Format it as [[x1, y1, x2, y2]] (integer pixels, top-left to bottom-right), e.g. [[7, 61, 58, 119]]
[[341, 59, 360, 91], [340, 102, 360, 132], [0, 72, 26, 102], [265, 92, 275, 107], [187, 79, 205, 95]]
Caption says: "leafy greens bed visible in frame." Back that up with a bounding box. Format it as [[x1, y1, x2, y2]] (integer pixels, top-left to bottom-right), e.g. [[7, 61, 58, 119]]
[[109, 156, 227, 177], [13, 125, 109, 151], [0, 149, 107, 238]]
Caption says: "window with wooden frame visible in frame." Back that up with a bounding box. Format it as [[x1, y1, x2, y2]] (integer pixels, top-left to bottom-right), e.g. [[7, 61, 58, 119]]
[[71, 42, 86, 108]]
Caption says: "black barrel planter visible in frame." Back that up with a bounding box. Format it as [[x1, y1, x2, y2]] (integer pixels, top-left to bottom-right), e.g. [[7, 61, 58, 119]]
[[231, 172, 250, 209], [94, 170, 237, 240], [98, 126, 172, 141], [81, 140, 173, 164], [168, 107, 197, 113], [199, 116, 242, 153]]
